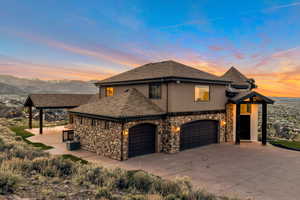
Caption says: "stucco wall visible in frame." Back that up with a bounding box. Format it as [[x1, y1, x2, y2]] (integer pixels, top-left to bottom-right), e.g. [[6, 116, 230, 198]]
[[168, 82, 228, 112], [73, 115, 123, 160], [250, 104, 259, 141], [99, 82, 228, 113]]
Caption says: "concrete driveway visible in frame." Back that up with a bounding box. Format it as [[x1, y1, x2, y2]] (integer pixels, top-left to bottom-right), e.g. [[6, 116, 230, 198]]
[[27, 127, 300, 200], [118, 143, 300, 200]]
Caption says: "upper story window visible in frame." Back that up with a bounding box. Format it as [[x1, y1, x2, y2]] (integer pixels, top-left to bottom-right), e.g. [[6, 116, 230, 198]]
[[149, 83, 161, 99], [105, 87, 114, 97], [240, 104, 251, 114], [195, 85, 210, 102]]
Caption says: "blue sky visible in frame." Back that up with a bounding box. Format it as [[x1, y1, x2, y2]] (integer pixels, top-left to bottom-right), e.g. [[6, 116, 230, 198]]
[[1, 0, 300, 96]]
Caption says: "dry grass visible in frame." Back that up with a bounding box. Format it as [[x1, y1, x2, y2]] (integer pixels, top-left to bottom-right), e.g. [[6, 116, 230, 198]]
[[0, 123, 240, 200]]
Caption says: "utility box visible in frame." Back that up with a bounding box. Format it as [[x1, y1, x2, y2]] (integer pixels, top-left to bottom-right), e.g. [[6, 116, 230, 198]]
[[66, 141, 80, 151]]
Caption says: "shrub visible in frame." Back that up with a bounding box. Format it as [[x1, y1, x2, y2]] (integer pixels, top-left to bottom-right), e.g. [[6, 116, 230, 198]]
[[56, 191, 67, 198], [95, 187, 112, 199], [0, 170, 22, 194], [29, 156, 76, 177], [165, 194, 179, 200], [123, 194, 147, 200], [152, 179, 180, 196], [128, 170, 155, 192]]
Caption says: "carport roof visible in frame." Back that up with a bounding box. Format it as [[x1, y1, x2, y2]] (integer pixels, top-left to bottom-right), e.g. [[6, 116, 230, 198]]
[[24, 94, 97, 109], [69, 88, 165, 120]]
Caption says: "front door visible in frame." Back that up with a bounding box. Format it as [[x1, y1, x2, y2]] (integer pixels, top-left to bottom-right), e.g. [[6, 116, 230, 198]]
[[240, 115, 250, 140]]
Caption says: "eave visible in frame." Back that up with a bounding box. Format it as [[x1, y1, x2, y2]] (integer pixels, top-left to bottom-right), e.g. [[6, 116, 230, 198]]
[[95, 76, 231, 87]]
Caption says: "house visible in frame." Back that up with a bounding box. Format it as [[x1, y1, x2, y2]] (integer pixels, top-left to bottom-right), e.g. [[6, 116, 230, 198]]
[[66, 60, 274, 161]]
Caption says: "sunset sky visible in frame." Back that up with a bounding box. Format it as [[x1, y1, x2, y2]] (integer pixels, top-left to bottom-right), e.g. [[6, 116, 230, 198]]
[[1, 0, 300, 97]]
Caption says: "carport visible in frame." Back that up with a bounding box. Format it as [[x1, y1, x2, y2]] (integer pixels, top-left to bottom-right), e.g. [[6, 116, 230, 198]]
[[24, 94, 96, 134]]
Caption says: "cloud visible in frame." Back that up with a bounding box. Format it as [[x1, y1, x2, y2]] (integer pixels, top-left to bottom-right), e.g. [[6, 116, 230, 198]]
[[247, 47, 300, 97], [267, 2, 300, 11], [2, 28, 149, 67], [0, 55, 113, 80]]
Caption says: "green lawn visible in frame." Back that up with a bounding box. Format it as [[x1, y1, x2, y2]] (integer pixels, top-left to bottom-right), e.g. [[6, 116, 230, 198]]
[[62, 154, 88, 164], [9, 126, 53, 150], [270, 139, 300, 151]]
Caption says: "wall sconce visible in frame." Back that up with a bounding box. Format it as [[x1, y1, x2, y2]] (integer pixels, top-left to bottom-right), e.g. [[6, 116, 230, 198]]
[[221, 120, 226, 126], [171, 126, 181, 133], [122, 129, 129, 136]]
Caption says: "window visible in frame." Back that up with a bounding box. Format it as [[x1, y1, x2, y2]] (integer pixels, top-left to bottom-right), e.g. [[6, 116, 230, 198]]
[[240, 104, 251, 114], [105, 87, 114, 97], [195, 85, 210, 101], [149, 83, 161, 99]]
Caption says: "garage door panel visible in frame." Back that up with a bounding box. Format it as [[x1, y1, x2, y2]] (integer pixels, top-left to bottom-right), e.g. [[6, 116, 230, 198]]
[[128, 123, 156, 158], [180, 120, 218, 150]]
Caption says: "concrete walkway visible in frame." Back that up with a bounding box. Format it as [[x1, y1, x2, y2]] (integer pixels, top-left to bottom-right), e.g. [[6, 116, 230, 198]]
[[26, 127, 300, 200]]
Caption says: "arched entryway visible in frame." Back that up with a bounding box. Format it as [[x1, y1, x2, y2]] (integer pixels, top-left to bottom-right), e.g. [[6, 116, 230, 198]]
[[128, 123, 156, 158], [180, 120, 218, 150]]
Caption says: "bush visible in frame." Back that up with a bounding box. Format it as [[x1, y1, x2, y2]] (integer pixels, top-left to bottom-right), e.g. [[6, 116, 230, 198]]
[[28, 157, 76, 177], [0, 170, 22, 194], [95, 187, 112, 199], [128, 170, 155, 192]]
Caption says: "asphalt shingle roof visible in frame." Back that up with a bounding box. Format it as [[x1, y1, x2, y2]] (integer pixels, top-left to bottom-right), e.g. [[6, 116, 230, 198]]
[[220, 67, 250, 86], [70, 88, 164, 118], [24, 94, 96, 108], [97, 60, 224, 84]]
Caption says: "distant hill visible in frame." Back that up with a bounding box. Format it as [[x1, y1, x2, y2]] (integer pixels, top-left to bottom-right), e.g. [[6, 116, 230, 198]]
[[0, 82, 26, 94], [0, 75, 98, 94]]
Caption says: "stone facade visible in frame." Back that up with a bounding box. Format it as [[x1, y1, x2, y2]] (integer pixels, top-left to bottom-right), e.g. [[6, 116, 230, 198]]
[[73, 115, 123, 160], [72, 111, 230, 161], [225, 104, 234, 142]]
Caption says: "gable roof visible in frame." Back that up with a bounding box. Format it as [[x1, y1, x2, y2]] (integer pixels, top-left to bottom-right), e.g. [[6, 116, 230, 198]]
[[96, 60, 228, 85], [24, 94, 96, 108], [70, 88, 164, 120], [220, 67, 250, 86], [229, 91, 274, 104]]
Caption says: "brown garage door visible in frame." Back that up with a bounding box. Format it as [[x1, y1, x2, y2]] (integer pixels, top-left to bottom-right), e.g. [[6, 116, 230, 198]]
[[128, 123, 156, 158], [180, 120, 218, 150]]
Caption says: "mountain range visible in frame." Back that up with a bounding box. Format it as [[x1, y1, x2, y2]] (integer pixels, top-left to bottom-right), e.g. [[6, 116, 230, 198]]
[[0, 75, 98, 94]]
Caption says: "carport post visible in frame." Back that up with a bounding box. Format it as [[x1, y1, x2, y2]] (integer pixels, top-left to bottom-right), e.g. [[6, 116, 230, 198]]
[[262, 103, 267, 145], [28, 106, 32, 129], [235, 103, 240, 144], [39, 108, 43, 134]]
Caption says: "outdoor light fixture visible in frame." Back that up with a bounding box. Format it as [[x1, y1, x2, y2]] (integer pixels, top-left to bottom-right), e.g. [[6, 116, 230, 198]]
[[172, 125, 181, 133], [122, 129, 129, 136], [221, 120, 226, 126]]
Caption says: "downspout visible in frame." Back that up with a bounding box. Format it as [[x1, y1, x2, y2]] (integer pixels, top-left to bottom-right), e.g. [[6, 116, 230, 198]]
[[166, 82, 169, 114]]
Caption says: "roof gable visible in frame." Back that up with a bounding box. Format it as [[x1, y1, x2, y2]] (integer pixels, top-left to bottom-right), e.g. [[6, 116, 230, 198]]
[[229, 91, 274, 104], [97, 60, 224, 85], [70, 88, 164, 119], [221, 67, 250, 86]]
